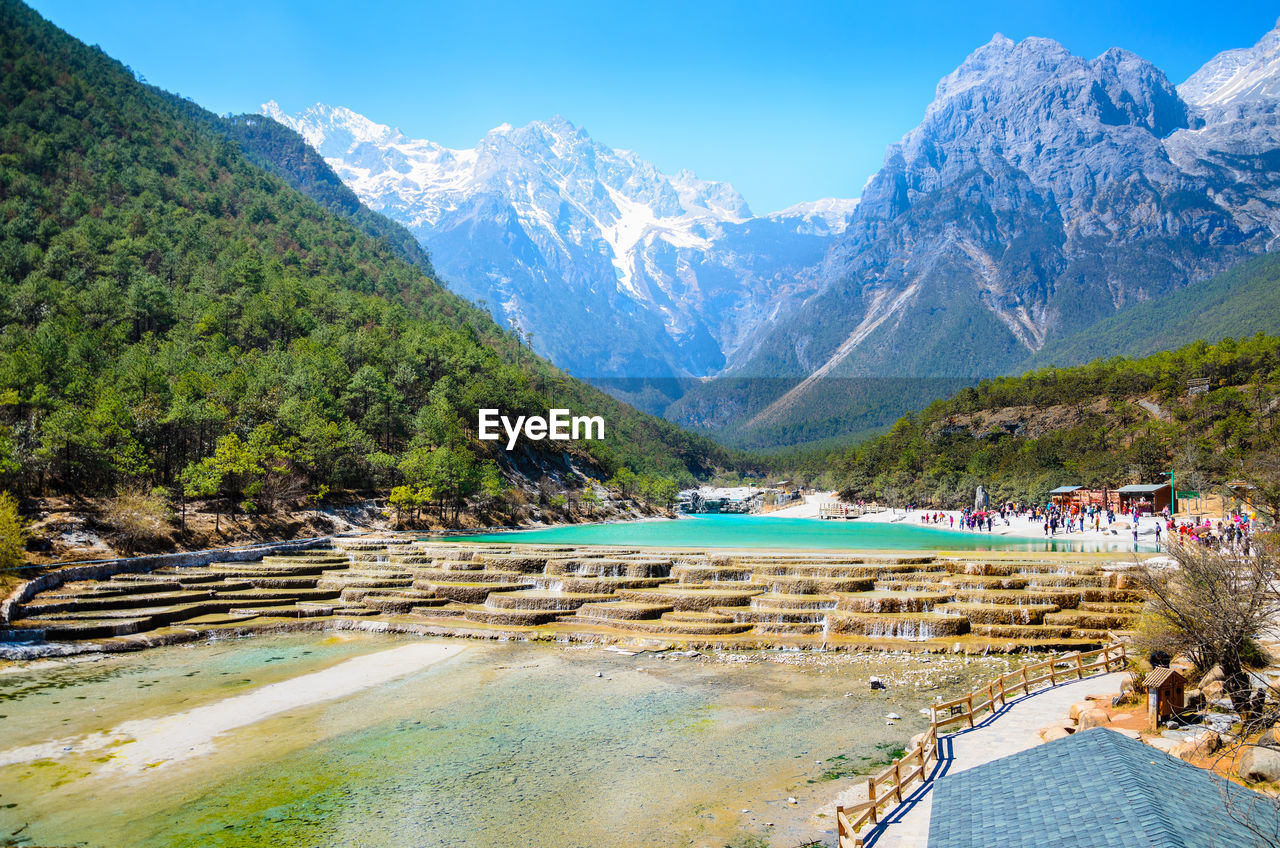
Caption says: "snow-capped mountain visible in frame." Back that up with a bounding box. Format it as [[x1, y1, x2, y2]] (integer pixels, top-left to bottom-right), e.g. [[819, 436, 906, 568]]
[[263, 102, 855, 399], [1167, 18, 1280, 216], [1181, 19, 1280, 110], [667, 21, 1280, 444]]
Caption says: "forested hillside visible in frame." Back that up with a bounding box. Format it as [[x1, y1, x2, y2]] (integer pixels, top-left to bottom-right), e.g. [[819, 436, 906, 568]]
[[832, 335, 1280, 512], [1026, 251, 1280, 369], [0, 0, 737, 528], [174, 103, 440, 279]]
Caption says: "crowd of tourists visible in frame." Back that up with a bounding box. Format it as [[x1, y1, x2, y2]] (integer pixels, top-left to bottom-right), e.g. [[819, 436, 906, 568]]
[[1164, 512, 1256, 554], [914, 504, 1013, 532], [906, 496, 1262, 552], [1031, 502, 1118, 537]]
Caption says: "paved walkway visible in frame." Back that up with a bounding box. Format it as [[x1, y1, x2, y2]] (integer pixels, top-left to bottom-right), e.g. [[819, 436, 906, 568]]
[[863, 671, 1129, 847]]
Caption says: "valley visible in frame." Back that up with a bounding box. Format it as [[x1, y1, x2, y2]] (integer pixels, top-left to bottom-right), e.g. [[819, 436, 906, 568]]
[[267, 21, 1280, 449]]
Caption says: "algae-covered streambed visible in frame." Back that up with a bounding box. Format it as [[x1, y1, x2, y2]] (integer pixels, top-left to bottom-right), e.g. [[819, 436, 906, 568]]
[[0, 633, 1008, 847]]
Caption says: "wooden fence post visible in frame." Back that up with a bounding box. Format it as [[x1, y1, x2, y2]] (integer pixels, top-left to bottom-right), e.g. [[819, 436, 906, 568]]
[[1075, 652, 1084, 679], [893, 761, 903, 803], [1049, 662, 1057, 686], [966, 693, 975, 728], [867, 777, 877, 825], [1021, 666, 1029, 695]]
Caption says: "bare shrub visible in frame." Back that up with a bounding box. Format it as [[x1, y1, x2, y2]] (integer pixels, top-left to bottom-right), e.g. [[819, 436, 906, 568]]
[[104, 487, 173, 554], [1134, 539, 1280, 711]]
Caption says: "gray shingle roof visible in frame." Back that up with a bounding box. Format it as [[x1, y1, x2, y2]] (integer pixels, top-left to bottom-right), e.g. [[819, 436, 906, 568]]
[[1117, 484, 1170, 494], [1048, 486, 1083, 494], [1143, 668, 1184, 690], [928, 728, 1276, 847]]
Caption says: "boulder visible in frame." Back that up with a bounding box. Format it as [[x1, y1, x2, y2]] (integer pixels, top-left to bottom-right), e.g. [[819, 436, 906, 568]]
[[909, 732, 928, 751], [1239, 746, 1280, 783], [1171, 730, 1221, 761], [1077, 708, 1112, 730], [1184, 688, 1206, 710], [1069, 701, 1095, 721], [1039, 724, 1073, 742], [1198, 665, 1225, 688], [1147, 737, 1178, 753], [1258, 729, 1280, 749], [1202, 680, 1225, 701]]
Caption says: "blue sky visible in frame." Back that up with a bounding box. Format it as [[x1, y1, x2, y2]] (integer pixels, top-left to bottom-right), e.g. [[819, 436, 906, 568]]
[[28, 0, 1280, 213]]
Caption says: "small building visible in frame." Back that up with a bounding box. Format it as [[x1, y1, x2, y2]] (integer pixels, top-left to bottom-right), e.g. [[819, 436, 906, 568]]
[[1143, 667, 1186, 730], [929, 729, 1280, 847], [1048, 485, 1082, 508], [1116, 482, 1172, 515], [1048, 486, 1118, 512]]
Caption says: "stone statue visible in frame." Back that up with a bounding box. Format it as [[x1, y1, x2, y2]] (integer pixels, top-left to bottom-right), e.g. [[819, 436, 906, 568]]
[[975, 485, 989, 510]]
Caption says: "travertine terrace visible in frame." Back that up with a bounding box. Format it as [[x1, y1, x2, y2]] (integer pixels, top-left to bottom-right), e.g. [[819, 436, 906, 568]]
[[2, 538, 1148, 653]]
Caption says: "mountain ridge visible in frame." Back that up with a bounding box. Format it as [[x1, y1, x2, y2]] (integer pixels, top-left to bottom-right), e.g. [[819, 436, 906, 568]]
[[263, 102, 858, 405], [266, 21, 1280, 450], [668, 22, 1280, 447]]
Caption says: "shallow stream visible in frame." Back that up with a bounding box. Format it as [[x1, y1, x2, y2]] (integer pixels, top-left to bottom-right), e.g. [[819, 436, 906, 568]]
[[0, 632, 1010, 847]]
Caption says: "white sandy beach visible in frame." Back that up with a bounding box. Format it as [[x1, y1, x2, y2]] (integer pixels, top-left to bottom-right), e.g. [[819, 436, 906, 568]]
[[765, 493, 1166, 544], [0, 641, 464, 774]]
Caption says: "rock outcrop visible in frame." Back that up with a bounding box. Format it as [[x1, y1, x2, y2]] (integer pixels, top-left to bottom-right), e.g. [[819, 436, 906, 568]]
[[1240, 744, 1280, 783]]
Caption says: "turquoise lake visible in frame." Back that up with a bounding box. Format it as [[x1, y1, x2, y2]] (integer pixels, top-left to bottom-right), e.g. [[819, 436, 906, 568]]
[[452, 514, 1152, 552]]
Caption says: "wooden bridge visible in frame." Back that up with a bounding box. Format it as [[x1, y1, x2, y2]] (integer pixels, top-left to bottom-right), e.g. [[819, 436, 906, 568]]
[[819, 503, 887, 519]]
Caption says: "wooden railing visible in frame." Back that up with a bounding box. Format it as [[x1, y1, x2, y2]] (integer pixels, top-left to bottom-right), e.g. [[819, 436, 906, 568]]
[[819, 504, 888, 519], [836, 643, 1127, 847]]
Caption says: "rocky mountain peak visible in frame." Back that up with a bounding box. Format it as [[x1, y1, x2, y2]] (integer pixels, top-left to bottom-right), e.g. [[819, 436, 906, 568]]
[[864, 32, 1190, 223], [701, 21, 1278, 449], [1180, 17, 1280, 110]]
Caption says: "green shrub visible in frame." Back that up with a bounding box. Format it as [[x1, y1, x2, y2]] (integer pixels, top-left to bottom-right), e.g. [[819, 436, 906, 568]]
[[0, 491, 26, 571]]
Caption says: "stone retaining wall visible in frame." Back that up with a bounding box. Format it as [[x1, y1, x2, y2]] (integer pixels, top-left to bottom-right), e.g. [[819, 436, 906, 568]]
[[0, 537, 333, 626]]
